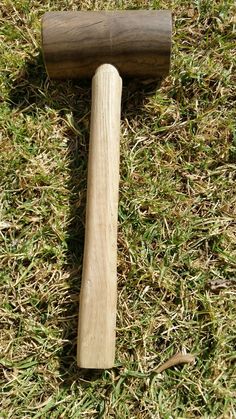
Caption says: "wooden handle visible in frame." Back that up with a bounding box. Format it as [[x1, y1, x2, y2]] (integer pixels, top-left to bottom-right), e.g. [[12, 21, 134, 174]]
[[77, 64, 122, 369]]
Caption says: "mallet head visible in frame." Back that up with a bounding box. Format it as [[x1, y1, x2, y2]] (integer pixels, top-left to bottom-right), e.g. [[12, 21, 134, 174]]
[[41, 10, 172, 79]]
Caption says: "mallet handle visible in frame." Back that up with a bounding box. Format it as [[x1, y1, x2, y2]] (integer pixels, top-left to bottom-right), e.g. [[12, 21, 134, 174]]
[[77, 64, 122, 369]]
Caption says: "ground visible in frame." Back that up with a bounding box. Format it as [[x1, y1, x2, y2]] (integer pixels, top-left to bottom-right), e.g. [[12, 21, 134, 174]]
[[0, 0, 236, 417]]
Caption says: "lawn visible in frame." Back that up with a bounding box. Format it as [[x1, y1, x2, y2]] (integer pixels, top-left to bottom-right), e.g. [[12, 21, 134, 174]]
[[1, 0, 236, 417]]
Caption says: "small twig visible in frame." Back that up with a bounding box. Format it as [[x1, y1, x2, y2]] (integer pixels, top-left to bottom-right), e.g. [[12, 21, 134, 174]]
[[151, 352, 195, 374]]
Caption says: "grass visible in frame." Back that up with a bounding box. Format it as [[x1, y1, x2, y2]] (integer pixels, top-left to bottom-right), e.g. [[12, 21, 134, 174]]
[[0, 0, 236, 417]]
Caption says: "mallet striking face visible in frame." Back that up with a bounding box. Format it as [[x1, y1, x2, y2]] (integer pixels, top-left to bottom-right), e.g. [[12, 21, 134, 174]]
[[41, 10, 172, 369]]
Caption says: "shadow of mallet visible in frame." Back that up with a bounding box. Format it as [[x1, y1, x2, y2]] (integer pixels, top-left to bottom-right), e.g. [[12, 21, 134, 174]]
[[41, 10, 172, 369]]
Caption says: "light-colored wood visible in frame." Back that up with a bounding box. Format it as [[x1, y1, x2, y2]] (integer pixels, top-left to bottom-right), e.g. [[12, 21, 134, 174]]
[[41, 10, 172, 79], [77, 64, 122, 369]]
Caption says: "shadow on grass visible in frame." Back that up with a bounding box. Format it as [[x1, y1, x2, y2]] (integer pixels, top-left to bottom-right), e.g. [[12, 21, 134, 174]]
[[8, 53, 163, 386]]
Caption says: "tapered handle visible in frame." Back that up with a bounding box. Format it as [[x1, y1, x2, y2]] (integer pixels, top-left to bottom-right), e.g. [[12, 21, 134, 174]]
[[77, 64, 122, 369]]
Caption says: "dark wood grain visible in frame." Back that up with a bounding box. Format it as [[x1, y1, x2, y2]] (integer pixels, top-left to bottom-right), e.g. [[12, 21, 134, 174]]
[[42, 10, 172, 79]]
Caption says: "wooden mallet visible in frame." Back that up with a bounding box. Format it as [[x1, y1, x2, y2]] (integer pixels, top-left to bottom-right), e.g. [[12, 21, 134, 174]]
[[41, 10, 172, 369]]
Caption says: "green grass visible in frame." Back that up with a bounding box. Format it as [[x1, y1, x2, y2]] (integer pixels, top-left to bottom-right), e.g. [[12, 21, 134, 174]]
[[1, 0, 236, 417]]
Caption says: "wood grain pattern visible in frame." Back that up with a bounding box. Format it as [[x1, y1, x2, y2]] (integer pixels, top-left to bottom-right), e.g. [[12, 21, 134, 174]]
[[77, 64, 122, 369], [42, 10, 172, 79]]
